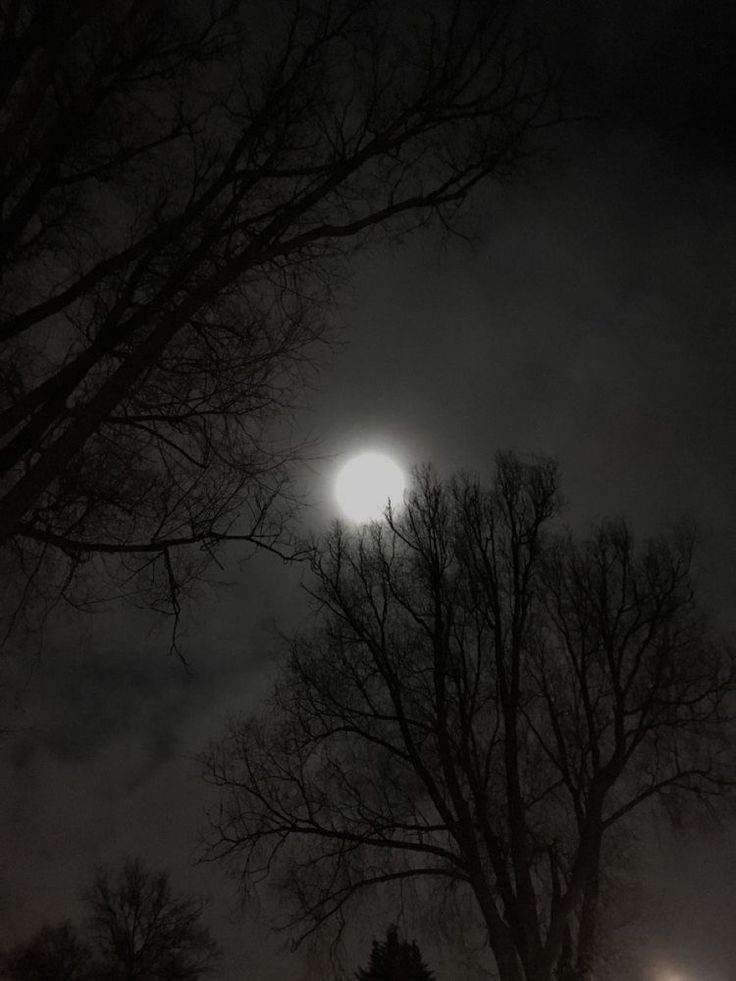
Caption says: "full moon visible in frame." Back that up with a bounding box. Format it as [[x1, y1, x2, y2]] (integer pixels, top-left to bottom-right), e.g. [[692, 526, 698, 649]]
[[335, 452, 406, 523]]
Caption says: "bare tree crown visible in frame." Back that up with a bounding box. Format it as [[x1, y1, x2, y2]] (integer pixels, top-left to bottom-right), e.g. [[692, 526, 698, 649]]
[[203, 454, 734, 981], [0, 0, 552, 646]]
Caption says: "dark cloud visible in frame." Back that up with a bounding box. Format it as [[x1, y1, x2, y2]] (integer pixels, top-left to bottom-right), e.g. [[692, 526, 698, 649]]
[[527, 0, 736, 159]]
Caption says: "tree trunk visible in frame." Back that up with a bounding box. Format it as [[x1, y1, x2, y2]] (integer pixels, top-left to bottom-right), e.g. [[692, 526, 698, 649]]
[[574, 862, 600, 981]]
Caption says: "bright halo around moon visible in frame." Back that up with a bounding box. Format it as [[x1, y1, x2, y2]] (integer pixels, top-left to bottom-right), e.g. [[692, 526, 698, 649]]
[[335, 452, 406, 523]]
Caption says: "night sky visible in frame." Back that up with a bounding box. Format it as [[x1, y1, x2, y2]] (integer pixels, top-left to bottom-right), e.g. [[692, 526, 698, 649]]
[[2, 2, 736, 980]]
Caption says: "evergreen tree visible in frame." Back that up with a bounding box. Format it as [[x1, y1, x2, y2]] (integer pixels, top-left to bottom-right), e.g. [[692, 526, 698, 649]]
[[355, 925, 435, 981]]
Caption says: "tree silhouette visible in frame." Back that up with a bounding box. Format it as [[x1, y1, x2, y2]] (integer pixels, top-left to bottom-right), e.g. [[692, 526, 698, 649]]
[[1, 861, 220, 981], [1, 922, 93, 981], [84, 858, 221, 981], [0, 0, 553, 644], [355, 925, 435, 981], [203, 453, 735, 981]]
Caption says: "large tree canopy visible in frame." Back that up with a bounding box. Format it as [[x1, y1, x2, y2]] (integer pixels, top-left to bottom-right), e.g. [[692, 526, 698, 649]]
[[203, 454, 735, 981], [0, 0, 552, 642]]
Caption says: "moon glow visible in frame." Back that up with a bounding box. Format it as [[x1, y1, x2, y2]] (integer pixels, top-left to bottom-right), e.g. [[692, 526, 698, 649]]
[[335, 452, 406, 522]]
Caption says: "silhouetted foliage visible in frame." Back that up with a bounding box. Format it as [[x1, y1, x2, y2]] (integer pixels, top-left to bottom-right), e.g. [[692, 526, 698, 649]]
[[1, 859, 220, 981], [355, 925, 435, 981], [0, 0, 553, 647], [203, 453, 735, 981], [84, 858, 221, 981], [1, 922, 93, 981]]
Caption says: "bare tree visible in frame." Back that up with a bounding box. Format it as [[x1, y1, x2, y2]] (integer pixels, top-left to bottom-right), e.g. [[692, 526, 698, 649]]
[[202, 454, 735, 981], [84, 858, 221, 981], [0, 0, 553, 641], [1, 922, 93, 981]]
